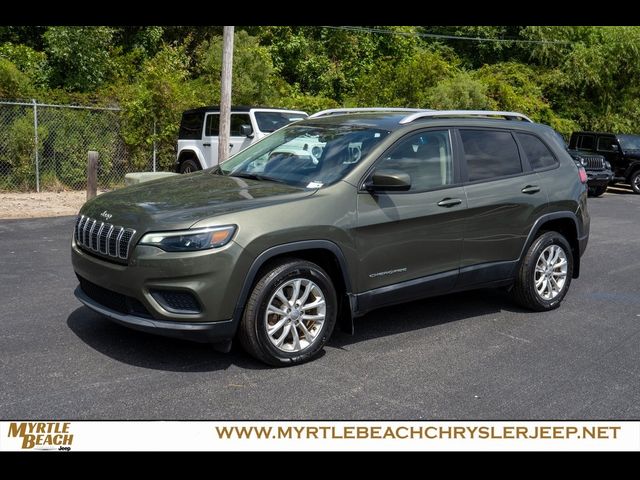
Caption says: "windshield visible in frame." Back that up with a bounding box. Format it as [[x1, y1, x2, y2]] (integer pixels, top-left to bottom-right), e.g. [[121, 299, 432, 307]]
[[617, 135, 640, 150], [255, 111, 308, 133], [218, 124, 390, 188]]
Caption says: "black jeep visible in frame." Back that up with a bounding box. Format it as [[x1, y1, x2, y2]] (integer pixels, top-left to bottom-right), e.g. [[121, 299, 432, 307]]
[[569, 131, 640, 194], [554, 132, 612, 197]]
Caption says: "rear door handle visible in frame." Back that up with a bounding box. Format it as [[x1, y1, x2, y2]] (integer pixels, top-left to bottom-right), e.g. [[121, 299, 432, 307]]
[[202, 143, 211, 147], [437, 198, 462, 208], [521, 185, 540, 194]]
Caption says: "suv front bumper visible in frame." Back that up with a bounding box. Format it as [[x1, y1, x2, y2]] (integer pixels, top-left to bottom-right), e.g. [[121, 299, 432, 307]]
[[586, 168, 613, 187], [75, 286, 235, 342], [71, 238, 252, 342]]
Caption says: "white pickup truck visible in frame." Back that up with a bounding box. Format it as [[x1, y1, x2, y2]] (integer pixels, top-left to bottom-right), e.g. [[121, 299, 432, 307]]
[[176, 106, 308, 173]]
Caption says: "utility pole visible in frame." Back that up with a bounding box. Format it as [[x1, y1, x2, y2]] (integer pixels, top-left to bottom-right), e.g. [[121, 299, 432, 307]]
[[218, 26, 234, 164]]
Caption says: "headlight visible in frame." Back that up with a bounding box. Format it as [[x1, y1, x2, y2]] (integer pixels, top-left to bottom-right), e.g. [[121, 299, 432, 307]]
[[604, 160, 612, 169], [139, 225, 236, 252], [580, 158, 587, 166]]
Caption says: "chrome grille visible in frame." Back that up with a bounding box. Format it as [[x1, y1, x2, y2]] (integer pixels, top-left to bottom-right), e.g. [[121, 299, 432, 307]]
[[581, 155, 605, 170], [74, 215, 136, 261]]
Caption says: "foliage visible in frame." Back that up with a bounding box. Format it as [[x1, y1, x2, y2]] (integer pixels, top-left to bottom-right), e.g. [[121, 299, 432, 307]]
[[350, 48, 456, 107], [4, 26, 640, 190], [0, 111, 44, 190], [0, 43, 47, 87], [118, 43, 202, 171], [44, 26, 116, 92], [0, 57, 32, 98]]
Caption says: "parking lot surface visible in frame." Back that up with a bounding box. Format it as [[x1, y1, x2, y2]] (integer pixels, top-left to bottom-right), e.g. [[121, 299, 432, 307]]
[[1, 186, 639, 419]]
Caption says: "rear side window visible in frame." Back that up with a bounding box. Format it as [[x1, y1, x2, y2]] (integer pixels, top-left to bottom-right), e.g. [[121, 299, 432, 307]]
[[516, 133, 557, 170], [460, 130, 522, 182], [179, 112, 204, 140]]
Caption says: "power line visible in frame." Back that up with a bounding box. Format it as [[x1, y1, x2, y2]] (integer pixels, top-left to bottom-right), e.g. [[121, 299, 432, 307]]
[[321, 26, 573, 45]]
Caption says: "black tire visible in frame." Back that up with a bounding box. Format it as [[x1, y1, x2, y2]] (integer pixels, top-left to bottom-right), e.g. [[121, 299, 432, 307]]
[[511, 231, 573, 312], [588, 185, 607, 197], [238, 258, 337, 367], [630, 170, 640, 194], [179, 158, 200, 174]]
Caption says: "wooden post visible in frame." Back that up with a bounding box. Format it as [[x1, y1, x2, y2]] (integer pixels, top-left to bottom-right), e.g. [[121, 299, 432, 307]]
[[218, 26, 234, 164], [87, 151, 98, 201]]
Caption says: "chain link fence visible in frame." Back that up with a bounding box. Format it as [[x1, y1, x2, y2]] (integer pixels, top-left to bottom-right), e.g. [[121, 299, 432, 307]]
[[0, 100, 160, 192]]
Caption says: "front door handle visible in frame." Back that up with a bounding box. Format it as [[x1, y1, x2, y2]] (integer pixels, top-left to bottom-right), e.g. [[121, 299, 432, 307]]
[[202, 143, 211, 147], [521, 185, 541, 194], [437, 198, 462, 208]]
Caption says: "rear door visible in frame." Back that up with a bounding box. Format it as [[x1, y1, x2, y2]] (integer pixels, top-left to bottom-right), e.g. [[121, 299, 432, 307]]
[[458, 128, 548, 286]]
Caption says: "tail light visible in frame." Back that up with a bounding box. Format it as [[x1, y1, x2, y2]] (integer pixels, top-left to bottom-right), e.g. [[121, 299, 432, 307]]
[[578, 166, 588, 184]]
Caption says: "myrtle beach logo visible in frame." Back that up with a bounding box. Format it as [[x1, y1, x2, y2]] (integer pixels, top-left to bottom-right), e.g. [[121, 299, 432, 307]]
[[7, 422, 73, 451]]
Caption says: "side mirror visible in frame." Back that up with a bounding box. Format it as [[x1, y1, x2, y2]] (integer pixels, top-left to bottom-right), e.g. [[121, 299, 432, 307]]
[[365, 169, 411, 192], [240, 124, 254, 137]]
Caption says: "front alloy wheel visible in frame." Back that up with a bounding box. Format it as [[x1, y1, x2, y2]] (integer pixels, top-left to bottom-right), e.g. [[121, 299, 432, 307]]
[[238, 258, 337, 366], [265, 278, 327, 353]]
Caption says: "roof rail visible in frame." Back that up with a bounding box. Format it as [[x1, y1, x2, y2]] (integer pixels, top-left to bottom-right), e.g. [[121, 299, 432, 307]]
[[399, 110, 533, 124], [309, 107, 431, 118]]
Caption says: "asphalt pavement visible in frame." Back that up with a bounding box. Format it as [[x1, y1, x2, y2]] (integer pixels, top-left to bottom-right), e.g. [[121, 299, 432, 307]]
[[1, 186, 639, 419]]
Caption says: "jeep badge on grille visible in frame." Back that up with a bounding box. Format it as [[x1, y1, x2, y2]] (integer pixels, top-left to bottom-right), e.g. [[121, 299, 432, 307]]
[[100, 210, 112, 221]]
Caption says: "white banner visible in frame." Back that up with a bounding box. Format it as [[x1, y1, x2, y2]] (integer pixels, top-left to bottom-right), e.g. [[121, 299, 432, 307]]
[[0, 421, 638, 451]]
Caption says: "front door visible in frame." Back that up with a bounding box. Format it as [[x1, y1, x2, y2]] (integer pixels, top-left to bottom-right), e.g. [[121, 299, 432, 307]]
[[355, 129, 467, 299], [229, 113, 254, 157]]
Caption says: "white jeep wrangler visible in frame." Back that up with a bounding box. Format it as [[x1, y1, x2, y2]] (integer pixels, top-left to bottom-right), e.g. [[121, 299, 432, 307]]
[[176, 106, 308, 173]]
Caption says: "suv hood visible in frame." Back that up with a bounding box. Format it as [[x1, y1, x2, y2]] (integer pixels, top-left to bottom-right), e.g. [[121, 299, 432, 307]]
[[80, 171, 315, 231]]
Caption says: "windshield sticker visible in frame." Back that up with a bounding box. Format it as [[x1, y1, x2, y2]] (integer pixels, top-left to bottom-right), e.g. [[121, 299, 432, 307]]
[[306, 181, 324, 189]]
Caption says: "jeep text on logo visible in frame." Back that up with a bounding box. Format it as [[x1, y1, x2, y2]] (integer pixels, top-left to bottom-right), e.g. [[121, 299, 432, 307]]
[[7, 422, 73, 450], [100, 210, 112, 220]]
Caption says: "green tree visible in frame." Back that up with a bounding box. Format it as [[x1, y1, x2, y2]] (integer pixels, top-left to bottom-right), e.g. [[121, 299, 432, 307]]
[[0, 57, 32, 98], [44, 26, 116, 92], [350, 48, 457, 107]]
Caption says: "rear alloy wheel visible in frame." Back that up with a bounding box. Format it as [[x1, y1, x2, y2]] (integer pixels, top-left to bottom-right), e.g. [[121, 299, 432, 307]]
[[238, 259, 337, 366], [588, 185, 607, 197], [511, 231, 573, 311], [179, 158, 200, 174], [630, 170, 640, 194]]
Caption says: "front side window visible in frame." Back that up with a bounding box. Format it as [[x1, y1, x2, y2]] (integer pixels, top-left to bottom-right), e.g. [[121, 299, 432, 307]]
[[230, 114, 251, 136], [217, 124, 390, 188], [517, 133, 557, 170], [375, 130, 453, 192], [460, 130, 522, 182], [597, 136, 618, 152]]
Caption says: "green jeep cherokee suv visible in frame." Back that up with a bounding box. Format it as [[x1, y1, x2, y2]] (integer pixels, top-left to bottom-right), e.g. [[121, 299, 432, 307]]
[[72, 109, 590, 366]]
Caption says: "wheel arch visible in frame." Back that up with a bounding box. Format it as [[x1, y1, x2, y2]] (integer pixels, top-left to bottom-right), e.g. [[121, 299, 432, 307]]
[[519, 213, 582, 279], [232, 240, 354, 333], [176, 149, 203, 171]]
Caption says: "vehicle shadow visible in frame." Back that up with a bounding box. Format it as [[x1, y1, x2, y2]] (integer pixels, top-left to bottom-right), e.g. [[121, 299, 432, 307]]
[[329, 288, 528, 349], [68, 288, 526, 371], [66, 307, 269, 372]]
